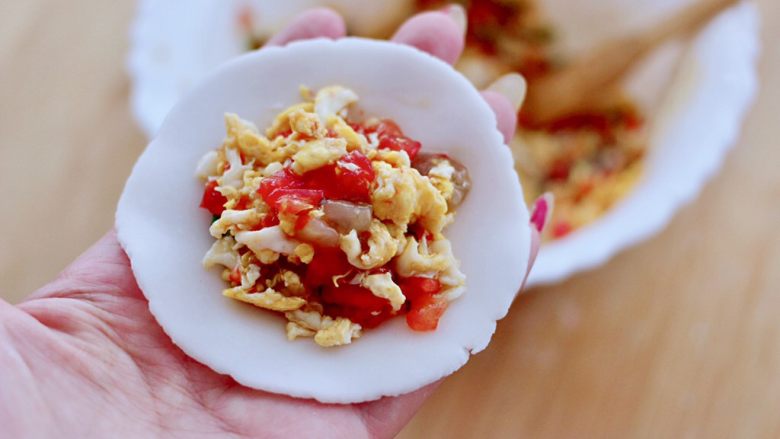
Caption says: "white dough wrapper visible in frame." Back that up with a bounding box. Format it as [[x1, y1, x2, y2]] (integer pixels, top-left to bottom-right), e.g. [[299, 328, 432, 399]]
[[116, 38, 531, 403]]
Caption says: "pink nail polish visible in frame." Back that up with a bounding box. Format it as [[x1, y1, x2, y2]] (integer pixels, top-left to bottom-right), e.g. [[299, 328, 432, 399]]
[[530, 193, 554, 233]]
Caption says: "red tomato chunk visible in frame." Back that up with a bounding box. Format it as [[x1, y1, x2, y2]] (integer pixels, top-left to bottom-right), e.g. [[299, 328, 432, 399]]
[[302, 151, 375, 203], [368, 119, 422, 160], [258, 152, 375, 205], [304, 248, 353, 288], [398, 277, 442, 302], [406, 296, 448, 331], [321, 284, 389, 311], [399, 277, 446, 331], [200, 180, 228, 216], [258, 169, 305, 202]]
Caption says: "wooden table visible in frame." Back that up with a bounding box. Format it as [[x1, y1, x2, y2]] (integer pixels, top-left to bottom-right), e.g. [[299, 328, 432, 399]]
[[1, 1, 778, 437]]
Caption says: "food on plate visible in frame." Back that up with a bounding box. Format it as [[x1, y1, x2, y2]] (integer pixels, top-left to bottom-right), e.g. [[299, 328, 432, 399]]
[[197, 85, 470, 347], [414, 0, 648, 240]]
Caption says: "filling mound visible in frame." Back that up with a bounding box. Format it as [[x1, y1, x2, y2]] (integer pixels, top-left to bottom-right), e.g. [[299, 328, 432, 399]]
[[197, 86, 471, 347]]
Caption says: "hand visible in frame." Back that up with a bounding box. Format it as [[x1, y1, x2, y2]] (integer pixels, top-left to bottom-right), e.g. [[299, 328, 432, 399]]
[[0, 6, 546, 438]]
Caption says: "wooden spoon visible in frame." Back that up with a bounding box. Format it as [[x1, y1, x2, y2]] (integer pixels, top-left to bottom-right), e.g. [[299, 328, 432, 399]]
[[523, 0, 740, 124]]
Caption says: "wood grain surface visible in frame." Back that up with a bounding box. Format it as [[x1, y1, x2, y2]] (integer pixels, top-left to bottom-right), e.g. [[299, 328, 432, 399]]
[[1, 1, 778, 438]]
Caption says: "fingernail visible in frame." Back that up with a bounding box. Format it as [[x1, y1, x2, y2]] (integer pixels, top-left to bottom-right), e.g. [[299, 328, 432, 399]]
[[488, 73, 527, 112], [444, 4, 468, 35], [530, 192, 554, 233]]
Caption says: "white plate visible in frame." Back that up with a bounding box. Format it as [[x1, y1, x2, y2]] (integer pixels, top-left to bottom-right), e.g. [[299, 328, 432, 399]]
[[117, 38, 530, 403], [127, 1, 760, 287], [527, 2, 760, 285]]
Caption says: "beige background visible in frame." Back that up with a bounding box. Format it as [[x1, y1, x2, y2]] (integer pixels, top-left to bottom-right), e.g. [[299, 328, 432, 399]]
[[1, 1, 778, 437]]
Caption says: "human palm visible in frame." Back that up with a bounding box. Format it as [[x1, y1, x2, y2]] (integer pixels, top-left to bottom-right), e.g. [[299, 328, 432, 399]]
[[0, 7, 541, 439], [2, 232, 433, 438]]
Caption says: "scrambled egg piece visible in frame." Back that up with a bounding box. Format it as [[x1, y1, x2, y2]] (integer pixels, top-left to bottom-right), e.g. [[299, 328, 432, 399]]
[[286, 322, 315, 339], [210, 209, 262, 238], [241, 264, 262, 290], [430, 239, 465, 286], [362, 273, 405, 311], [223, 287, 306, 312], [289, 108, 326, 138], [219, 147, 251, 190], [330, 116, 367, 151], [196, 151, 220, 179], [293, 243, 315, 264], [395, 237, 451, 277], [339, 219, 399, 270], [371, 161, 448, 234], [428, 160, 456, 202], [314, 318, 362, 347], [202, 237, 239, 269], [285, 309, 362, 347], [265, 102, 315, 138], [291, 138, 348, 174], [268, 270, 305, 295], [235, 226, 301, 255], [314, 85, 358, 124], [225, 114, 301, 166], [370, 149, 411, 168]]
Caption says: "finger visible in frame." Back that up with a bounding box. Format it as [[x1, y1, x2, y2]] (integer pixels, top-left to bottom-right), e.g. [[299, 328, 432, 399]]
[[26, 230, 142, 303], [481, 91, 517, 144], [481, 73, 527, 143], [357, 381, 441, 438], [265, 8, 347, 47], [391, 5, 466, 65], [520, 193, 553, 291]]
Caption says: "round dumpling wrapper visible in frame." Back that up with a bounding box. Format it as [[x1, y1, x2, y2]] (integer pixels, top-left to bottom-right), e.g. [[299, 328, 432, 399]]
[[116, 37, 531, 403]]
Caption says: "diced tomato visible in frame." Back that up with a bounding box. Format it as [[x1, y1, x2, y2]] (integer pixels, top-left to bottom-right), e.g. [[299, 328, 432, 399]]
[[409, 223, 434, 243], [364, 119, 422, 160], [258, 169, 305, 202], [325, 304, 394, 329], [257, 213, 280, 229], [320, 284, 389, 311], [372, 119, 403, 138], [200, 180, 228, 216], [334, 151, 375, 200], [274, 128, 293, 138], [304, 247, 353, 288], [320, 281, 396, 329], [269, 189, 324, 213], [406, 295, 448, 331], [293, 212, 312, 232], [301, 151, 375, 202], [228, 267, 241, 285], [260, 153, 374, 205], [378, 135, 422, 160], [398, 277, 442, 303], [234, 195, 252, 211], [353, 309, 394, 329]]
